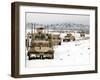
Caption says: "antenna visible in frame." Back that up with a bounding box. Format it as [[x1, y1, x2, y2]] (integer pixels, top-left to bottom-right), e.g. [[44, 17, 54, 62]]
[[34, 23, 35, 33], [31, 23, 33, 34]]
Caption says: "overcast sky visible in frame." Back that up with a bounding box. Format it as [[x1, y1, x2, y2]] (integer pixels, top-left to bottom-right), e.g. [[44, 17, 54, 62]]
[[26, 12, 90, 25]]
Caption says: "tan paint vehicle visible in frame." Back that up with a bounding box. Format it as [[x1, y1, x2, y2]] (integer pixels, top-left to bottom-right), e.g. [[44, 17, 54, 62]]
[[52, 34, 61, 45], [63, 33, 75, 42], [27, 27, 54, 60]]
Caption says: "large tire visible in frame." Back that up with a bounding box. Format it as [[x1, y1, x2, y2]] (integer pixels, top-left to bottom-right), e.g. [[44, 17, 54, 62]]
[[59, 42, 61, 45], [28, 54, 32, 60], [73, 38, 75, 41], [51, 54, 54, 59], [63, 39, 65, 42]]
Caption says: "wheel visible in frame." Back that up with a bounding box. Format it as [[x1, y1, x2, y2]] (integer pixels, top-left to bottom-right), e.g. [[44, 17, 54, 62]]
[[63, 39, 65, 42], [51, 54, 54, 59], [73, 38, 75, 41], [59, 42, 61, 45], [28, 54, 32, 60]]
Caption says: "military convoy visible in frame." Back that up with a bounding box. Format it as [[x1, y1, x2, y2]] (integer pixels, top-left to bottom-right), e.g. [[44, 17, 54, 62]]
[[26, 26, 86, 60]]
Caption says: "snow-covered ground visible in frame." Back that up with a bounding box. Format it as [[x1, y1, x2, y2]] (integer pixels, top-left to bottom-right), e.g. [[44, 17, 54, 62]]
[[26, 33, 90, 68]]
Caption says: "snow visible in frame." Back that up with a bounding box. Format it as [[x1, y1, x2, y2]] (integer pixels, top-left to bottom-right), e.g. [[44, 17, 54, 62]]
[[54, 39, 90, 65], [25, 33, 90, 68]]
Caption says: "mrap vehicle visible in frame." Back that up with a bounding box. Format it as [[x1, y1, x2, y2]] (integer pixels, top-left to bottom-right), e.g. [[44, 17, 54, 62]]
[[63, 33, 75, 42], [26, 27, 54, 60]]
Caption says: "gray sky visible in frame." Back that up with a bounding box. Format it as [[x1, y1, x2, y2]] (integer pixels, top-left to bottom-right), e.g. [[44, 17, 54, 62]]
[[26, 12, 90, 25]]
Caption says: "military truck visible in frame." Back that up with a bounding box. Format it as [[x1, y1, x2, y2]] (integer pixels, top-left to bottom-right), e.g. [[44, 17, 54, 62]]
[[63, 33, 75, 42], [27, 27, 54, 60], [52, 34, 61, 45]]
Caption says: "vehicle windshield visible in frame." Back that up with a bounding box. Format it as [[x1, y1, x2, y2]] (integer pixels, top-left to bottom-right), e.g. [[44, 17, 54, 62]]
[[66, 34, 71, 36], [32, 34, 51, 40], [53, 35, 60, 39]]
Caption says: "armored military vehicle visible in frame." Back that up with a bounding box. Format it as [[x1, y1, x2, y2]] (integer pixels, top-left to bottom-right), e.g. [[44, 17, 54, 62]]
[[63, 33, 75, 42], [27, 27, 54, 60]]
